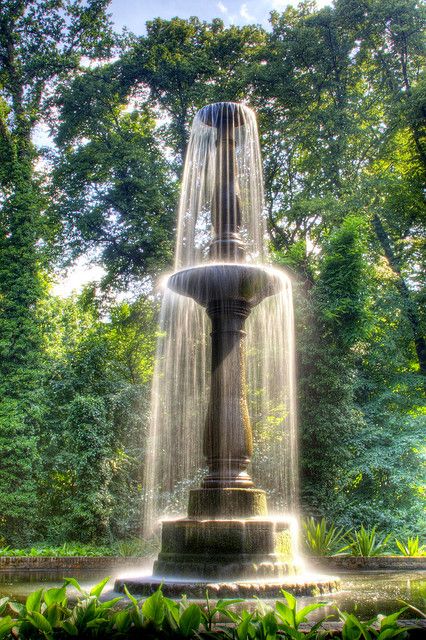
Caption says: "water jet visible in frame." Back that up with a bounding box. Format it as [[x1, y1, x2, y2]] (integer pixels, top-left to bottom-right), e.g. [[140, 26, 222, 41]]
[[115, 102, 337, 597]]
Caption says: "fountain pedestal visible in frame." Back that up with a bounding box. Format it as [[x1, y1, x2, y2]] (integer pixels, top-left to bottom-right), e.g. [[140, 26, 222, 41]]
[[144, 264, 291, 581]]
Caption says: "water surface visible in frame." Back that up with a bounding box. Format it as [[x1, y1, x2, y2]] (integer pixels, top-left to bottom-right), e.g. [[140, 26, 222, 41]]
[[0, 570, 424, 620]]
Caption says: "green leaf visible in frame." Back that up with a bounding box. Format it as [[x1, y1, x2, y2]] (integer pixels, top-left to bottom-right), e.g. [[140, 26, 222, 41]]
[[179, 603, 202, 636], [237, 611, 254, 640], [341, 612, 372, 640], [164, 596, 180, 626], [27, 611, 53, 634], [376, 629, 409, 640], [142, 587, 165, 625], [26, 588, 44, 613], [123, 584, 139, 609], [130, 606, 144, 627], [295, 602, 327, 625], [46, 603, 63, 628], [0, 617, 13, 632], [0, 597, 9, 616], [90, 576, 110, 598], [262, 611, 278, 637], [63, 577, 83, 593], [61, 620, 79, 636], [281, 626, 305, 640], [0, 616, 14, 640], [275, 602, 293, 626], [8, 601, 25, 616], [282, 590, 297, 613], [114, 609, 132, 633], [86, 617, 109, 628], [44, 586, 66, 607], [99, 596, 123, 610], [216, 598, 246, 609], [379, 609, 406, 629]]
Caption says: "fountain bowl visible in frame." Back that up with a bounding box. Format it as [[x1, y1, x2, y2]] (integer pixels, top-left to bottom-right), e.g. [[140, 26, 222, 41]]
[[167, 263, 284, 308]]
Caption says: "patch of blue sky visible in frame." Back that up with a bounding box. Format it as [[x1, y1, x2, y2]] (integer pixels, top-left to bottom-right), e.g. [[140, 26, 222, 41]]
[[109, 0, 330, 34]]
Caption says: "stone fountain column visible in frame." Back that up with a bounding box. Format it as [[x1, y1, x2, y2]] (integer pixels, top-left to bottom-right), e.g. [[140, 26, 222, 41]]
[[187, 296, 268, 518]]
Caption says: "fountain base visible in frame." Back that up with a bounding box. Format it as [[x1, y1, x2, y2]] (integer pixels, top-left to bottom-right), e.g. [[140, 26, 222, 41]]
[[152, 518, 296, 580], [114, 510, 340, 598], [114, 516, 340, 597]]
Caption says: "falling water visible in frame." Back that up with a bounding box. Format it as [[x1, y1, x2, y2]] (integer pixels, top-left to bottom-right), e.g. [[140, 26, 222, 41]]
[[143, 103, 298, 537]]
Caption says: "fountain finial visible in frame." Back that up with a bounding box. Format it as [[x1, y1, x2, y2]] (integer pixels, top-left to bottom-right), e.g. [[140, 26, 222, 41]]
[[198, 102, 246, 261]]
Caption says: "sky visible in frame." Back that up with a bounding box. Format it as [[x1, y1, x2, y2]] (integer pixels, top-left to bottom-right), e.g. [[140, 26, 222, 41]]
[[109, 0, 330, 33], [53, 0, 330, 297]]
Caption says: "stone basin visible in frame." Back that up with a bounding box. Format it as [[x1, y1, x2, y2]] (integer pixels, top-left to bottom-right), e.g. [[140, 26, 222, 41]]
[[168, 263, 284, 308]]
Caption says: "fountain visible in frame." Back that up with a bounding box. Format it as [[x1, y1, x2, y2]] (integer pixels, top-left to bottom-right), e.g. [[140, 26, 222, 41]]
[[115, 103, 338, 597]]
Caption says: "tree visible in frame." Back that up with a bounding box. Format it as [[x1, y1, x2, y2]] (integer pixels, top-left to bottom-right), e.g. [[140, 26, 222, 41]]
[[338, 0, 426, 374], [38, 289, 157, 542], [52, 17, 266, 287], [0, 0, 114, 543], [115, 17, 266, 160], [254, 0, 425, 374], [53, 97, 177, 290], [337, 251, 425, 533], [296, 217, 369, 517], [258, 0, 425, 523]]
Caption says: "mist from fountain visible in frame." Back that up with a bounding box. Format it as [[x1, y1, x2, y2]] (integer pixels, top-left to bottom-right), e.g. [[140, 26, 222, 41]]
[[142, 103, 298, 540]]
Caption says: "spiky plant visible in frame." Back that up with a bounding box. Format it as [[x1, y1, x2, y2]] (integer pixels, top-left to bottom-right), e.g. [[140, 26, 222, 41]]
[[302, 517, 348, 556]]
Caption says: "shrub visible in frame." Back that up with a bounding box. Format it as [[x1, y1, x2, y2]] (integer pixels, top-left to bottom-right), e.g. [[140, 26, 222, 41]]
[[395, 536, 426, 557], [302, 517, 348, 556], [344, 525, 391, 557], [0, 580, 418, 638]]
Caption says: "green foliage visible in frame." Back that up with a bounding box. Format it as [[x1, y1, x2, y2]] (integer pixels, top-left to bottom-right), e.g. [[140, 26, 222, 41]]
[[0, 0, 425, 542], [340, 276, 425, 533], [395, 537, 426, 557], [36, 290, 157, 543], [302, 518, 348, 556], [317, 217, 368, 348], [339, 608, 410, 640], [0, 582, 417, 639], [300, 519, 425, 558], [344, 526, 392, 557], [0, 544, 110, 558], [0, 400, 40, 545], [52, 16, 266, 287], [0, 0, 115, 545], [0, 537, 160, 558], [296, 217, 369, 518], [114, 537, 160, 558], [53, 104, 177, 288]]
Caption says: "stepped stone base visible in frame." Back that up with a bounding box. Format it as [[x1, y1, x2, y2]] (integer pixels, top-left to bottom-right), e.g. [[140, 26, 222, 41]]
[[152, 517, 296, 580], [114, 515, 340, 598]]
